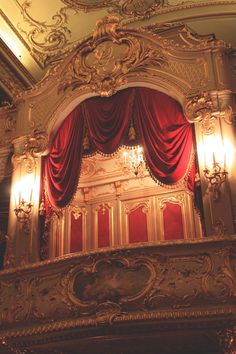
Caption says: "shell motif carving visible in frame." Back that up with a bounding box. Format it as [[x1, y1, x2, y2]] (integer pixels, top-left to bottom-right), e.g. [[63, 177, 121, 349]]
[[59, 16, 167, 96]]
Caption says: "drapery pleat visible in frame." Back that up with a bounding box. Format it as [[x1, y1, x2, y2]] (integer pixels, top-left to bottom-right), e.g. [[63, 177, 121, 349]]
[[45, 88, 194, 208], [81, 89, 134, 154], [45, 106, 84, 208], [134, 88, 194, 186]]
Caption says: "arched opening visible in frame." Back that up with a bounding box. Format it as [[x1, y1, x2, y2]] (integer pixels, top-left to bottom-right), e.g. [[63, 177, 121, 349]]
[[41, 87, 203, 259]]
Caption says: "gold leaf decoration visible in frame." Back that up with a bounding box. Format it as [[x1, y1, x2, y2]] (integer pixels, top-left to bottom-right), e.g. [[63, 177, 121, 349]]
[[18, 1, 72, 66], [61, 0, 163, 18], [59, 16, 167, 96]]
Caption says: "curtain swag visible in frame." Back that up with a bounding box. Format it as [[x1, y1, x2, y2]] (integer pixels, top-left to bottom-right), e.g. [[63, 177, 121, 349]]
[[45, 87, 195, 208]]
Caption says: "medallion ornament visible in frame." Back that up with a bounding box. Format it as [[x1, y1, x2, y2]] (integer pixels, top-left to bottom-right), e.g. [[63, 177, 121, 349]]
[[59, 16, 167, 96]]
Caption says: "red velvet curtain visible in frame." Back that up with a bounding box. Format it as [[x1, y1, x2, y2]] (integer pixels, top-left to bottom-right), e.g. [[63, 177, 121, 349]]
[[45, 87, 194, 208], [45, 106, 84, 208], [134, 88, 194, 186], [82, 89, 134, 154]]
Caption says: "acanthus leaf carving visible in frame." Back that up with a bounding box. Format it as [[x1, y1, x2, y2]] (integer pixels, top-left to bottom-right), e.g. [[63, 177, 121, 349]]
[[184, 91, 234, 133], [59, 16, 167, 97], [24, 128, 48, 159], [184, 92, 214, 123]]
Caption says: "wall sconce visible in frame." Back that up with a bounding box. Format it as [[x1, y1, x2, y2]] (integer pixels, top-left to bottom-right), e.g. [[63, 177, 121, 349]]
[[14, 198, 33, 223], [200, 135, 234, 201], [123, 145, 145, 176], [203, 161, 227, 201], [13, 173, 35, 224]]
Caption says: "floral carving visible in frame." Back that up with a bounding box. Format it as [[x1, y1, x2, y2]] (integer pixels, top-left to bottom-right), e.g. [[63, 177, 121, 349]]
[[59, 16, 167, 96]]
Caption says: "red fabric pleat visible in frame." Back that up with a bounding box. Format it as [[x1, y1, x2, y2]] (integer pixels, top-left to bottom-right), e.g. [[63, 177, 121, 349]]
[[134, 88, 193, 186], [45, 106, 84, 208], [81, 88, 134, 154], [45, 88, 194, 208]]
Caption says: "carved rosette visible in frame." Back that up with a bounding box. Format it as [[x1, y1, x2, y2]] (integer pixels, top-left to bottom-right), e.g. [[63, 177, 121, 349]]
[[59, 16, 167, 97]]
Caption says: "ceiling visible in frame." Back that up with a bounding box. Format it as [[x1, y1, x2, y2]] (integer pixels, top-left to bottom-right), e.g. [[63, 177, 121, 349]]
[[0, 0, 236, 103]]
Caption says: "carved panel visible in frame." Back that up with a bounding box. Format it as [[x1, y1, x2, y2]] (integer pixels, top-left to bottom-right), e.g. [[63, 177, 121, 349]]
[[0, 239, 236, 338]]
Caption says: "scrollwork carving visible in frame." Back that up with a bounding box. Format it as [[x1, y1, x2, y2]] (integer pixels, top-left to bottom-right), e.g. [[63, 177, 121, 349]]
[[184, 92, 215, 128], [61, 0, 117, 11], [111, 0, 163, 19], [24, 128, 48, 159], [66, 256, 156, 319], [1, 241, 236, 342], [62, 0, 163, 18], [18, 1, 72, 66], [59, 16, 167, 96]]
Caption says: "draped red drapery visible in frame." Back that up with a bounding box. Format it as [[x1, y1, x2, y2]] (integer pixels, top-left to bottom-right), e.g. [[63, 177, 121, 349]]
[[45, 87, 194, 208]]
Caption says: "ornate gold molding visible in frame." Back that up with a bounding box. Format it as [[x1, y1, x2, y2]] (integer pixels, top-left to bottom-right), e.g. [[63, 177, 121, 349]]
[[17, 1, 72, 66], [61, 0, 236, 20], [59, 16, 167, 97], [0, 239, 236, 343], [23, 128, 48, 159], [184, 91, 234, 133], [61, 0, 163, 17], [184, 92, 214, 124]]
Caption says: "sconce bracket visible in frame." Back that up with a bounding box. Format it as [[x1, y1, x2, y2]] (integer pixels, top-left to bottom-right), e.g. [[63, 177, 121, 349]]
[[203, 163, 227, 201]]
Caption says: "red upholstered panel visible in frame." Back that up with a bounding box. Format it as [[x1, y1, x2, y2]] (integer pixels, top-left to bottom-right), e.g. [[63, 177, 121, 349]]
[[70, 213, 83, 252], [128, 206, 148, 243], [98, 208, 110, 248], [163, 202, 184, 240]]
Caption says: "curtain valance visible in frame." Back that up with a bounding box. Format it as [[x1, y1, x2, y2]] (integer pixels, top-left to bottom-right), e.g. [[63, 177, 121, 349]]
[[45, 87, 194, 208]]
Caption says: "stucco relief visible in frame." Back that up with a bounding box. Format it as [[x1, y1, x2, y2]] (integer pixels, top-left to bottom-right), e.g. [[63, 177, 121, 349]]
[[0, 240, 236, 336]]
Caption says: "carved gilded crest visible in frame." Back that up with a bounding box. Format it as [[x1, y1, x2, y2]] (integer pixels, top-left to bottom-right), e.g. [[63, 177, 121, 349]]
[[59, 16, 167, 96]]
